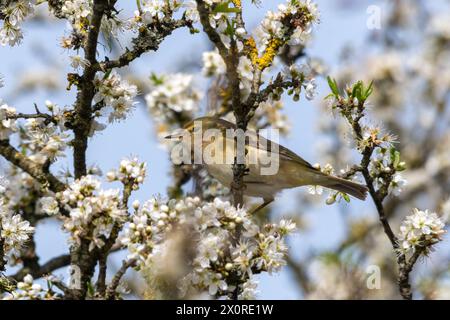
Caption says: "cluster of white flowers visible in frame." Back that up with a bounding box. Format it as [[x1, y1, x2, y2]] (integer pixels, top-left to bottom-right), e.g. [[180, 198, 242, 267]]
[[61, 0, 92, 33], [0, 102, 17, 140], [129, 0, 198, 29], [0, 0, 34, 46], [120, 196, 296, 299], [69, 55, 90, 70], [45, 175, 127, 251], [398, 208, 446, 256], [0, 171, 39, 215], [146, 73, 201, 114], [145, 73, 202, 137], [202, 50, 226, 77], [0, 100, 70, 166], [237, 56, 254, 99], [254, 99, 290, 133], [60, 0, 124, 49], [107, 157, 147, 190], [255, 0, 319, 49], [133, 0, 165, 26], [283, 63, 317, 101], [368, 147, 407, 196], [93, 71, 138, 123], [38, 196, 60, 216], [0, 199, 34, 265], [388, 173, 407, 196], [201, 50, 255, 100], [22, 118, 69, 164], [2, 274, 58, 300]]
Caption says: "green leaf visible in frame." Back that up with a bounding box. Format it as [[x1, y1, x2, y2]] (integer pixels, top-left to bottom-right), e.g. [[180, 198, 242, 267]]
[[327, 76, 339, 96], [352, 81, 364, 101], [324, 93, 336, 100], [103, 69, 112, 80], [320, 252, 340, 264], [136, 0, 142, 13], [396, 161, 406, 171], [213, 1, 241, 13], [150, 72, 164, 85], [224, 17, 235, 37], [391, 148, 401, 168], [342, 193, 351, 203], [87, 281, 95, 297], [364, 80, 374, 99]]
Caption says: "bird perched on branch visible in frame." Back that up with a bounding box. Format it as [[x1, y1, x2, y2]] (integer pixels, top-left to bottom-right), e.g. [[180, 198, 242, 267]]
[[166, 116, 368, 211]]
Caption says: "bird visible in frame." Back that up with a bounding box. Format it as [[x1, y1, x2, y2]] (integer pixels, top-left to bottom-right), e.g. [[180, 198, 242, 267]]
[[165, 116, 368, 212]]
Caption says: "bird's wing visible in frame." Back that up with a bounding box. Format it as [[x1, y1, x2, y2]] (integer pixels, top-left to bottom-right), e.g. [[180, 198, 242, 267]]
[[215, 118, 316, 170], [251, 131, 316, 170]]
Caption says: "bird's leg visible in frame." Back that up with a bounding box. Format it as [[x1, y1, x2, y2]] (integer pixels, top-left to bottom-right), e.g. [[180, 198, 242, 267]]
[[249, 198, 274, 215]]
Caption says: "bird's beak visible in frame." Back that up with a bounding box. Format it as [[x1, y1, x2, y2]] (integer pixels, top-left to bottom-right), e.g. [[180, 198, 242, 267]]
[[164, 129, 185, 140]]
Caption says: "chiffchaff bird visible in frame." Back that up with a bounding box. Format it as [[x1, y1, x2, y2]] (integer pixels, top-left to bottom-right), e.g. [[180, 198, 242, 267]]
[[166, 117, 368, 211]]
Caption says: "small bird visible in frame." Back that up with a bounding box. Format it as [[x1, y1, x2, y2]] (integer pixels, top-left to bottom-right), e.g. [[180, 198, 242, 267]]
[[166, 116, 368, 211]]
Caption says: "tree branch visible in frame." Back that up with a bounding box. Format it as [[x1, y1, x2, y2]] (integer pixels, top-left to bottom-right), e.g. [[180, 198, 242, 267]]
[[72, 0, 108, 179], [95, 18, 192, 72], [105, 258, 136, 300], [0, 139, 66, 192], [66, 0, 109, 300], [11, 254, 71, 281]]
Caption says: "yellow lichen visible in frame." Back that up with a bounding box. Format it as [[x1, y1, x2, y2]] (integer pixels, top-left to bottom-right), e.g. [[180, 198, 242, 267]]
[[245, 37, 259, 66], [257, 38, 283, 70], [245, 37, 284, 71], [231, 0, 241, 7]]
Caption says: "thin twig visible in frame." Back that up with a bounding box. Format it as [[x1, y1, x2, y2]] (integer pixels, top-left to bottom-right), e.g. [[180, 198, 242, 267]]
[[0, 139, 66, 192], [105, 259, 136, 300]]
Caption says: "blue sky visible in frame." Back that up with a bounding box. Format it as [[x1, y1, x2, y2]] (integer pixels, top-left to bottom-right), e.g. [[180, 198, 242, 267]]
[[0, 0, 387, 299]]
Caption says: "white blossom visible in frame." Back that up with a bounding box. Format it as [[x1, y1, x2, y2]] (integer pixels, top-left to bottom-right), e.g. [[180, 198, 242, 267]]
[[145, 73, 202, 138], [145, 73, 201, 113], [22, 118, 69, 164], [2, 274, 58, 300], [107, 156, 147, 190], [202, 50, 226, 77], [255, 0, 319, 49], [139, 0, 165, 25], [39, 197, 60, 216], [389, 173, 407, 196], [69, 55, 90, 69], [0, 103, 17, 140], [305, 78, 317, 100], [93, 71, 138, 123], [183, 1, 199, 23], [0, 200, 34, 263], [239, 279, 259, 300], [398, 208, 446, 256], [61, 0, 92, 33], [308, 185, 323, 195], [0, 0, 34, 46], [120, 197, 295, 298], [57, 175, 127, 250]]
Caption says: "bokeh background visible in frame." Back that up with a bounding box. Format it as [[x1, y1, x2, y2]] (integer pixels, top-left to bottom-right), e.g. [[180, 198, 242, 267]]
[[1, 0, 449, 299]]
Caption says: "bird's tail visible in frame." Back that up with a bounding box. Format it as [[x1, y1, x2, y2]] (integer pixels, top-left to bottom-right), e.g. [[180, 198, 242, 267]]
[[317, 174, 368, 200]]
